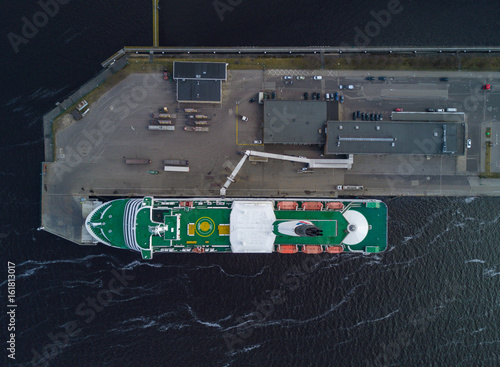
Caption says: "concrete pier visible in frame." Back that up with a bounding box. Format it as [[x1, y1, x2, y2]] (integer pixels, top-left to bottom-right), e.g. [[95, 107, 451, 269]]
[[152, 0, 159, 47], [40, 62, 500, 245]]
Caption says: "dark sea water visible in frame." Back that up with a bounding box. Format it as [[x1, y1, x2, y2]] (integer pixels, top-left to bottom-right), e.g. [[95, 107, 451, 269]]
[[1, 1, 499, 366]]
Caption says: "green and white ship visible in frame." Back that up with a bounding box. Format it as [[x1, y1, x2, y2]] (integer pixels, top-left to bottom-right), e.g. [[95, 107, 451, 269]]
[[85, 198, 387, 259]]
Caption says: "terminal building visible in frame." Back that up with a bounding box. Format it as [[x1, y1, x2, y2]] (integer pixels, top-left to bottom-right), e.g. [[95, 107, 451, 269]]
[[325, 121, 466, 156], [173, 61, 227, 103], [262, 100, 466, 156], [263, 100, 338, 145]]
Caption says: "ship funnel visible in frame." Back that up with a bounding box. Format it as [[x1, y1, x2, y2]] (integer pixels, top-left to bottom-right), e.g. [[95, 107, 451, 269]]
[[276, 220, 323, 237]]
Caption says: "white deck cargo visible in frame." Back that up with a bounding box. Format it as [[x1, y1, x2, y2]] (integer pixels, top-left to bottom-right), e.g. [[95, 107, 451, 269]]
[[229, 201, 276, 253]]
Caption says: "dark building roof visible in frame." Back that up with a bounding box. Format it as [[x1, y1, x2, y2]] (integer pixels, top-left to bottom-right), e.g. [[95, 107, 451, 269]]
[[325, 121, 465, 155], [173, 62, 227, 80], [177, 80, 222, 103], [326, 101, 339, 121], [263, 101, 328, 144], [70, 110, 82, 120]]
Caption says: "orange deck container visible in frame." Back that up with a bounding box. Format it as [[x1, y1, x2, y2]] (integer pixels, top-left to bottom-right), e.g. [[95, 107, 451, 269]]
[[326, 246, 344, 254], [326, 202, 344, 210], [277, 201, 298, 210], [277, 245, 299, 254], [302, 202, 323, 211], [302, 245, 323, 254]]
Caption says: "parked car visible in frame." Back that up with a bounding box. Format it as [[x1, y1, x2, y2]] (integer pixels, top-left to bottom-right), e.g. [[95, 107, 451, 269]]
[[325, 93, 330, 100], [370, 113, 374, 121], [296, 76, 305, 80], [339, 95, 344, 103], [436, 108, 445, 112], [440, 77, 449, 82], [356, 111, 360, 118], [271, 91, 276, 100], [378, 114, 383, 120], [284, 80, 293, 85], [348, 85, 354, 89], [482, 84, 491, 90], [374, 114, 379, 121], [283, 76, 292, 80], [253, 140, 262, 144], [312, 92, 317, 100], [394, 108, 403, 112], [426, 108, 435, 112], [313, 76, 322, 80], [249, 96, 257, 103], [339, 85, 344, 89], [378, 76, 386, 81], [334, 92, 339, 101], [352, 112, 356, 120], [467, 139, 471, 149], [303, 92, 308, 100], [366, 77, 375, 80]]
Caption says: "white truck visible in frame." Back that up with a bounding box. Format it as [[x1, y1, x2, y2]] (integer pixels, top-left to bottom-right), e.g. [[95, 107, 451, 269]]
[[336, 185, 364, 190], [258, 92, 264, 104]]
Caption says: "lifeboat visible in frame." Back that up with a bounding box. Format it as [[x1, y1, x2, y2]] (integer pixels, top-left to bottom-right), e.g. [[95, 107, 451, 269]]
[[302, 202, 323, 211], [277, 201, 298, 210], [326, 202, 344, 210], [302, 245, 323, 254], [277, 245, 299, 254], [192, 247, 205, 253], [326, 246, 344, 254], [180, 201, 193, 207]]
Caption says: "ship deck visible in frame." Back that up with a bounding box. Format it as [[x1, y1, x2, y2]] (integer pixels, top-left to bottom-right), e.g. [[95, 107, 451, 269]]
[[147, 199, 385, 257], [86, 198, 387, 258]]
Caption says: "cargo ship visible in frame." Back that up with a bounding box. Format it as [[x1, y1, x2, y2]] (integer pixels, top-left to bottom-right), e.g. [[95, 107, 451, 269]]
[[85, 198, 387, 259]]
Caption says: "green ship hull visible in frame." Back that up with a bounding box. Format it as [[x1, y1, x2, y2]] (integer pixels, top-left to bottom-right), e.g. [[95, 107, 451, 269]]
[[85, 197, 387, 259]]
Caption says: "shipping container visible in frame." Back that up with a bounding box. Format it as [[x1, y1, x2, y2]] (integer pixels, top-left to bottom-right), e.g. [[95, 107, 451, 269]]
[[148, 125, 175, 131], [163, 159, 189, 166], [164, 166, 190, 172], [125, 158, 151, 165]]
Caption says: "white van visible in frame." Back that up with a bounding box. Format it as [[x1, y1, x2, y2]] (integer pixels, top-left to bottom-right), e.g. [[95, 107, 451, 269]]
[[436, 108, 445, 112], [446, 108, 457, 112], [313, 76, 322, 80], [325, 93, 330, 100]]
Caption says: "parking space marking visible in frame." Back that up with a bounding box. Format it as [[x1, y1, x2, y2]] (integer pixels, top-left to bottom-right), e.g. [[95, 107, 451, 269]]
[[235, 105, 238, 145]]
